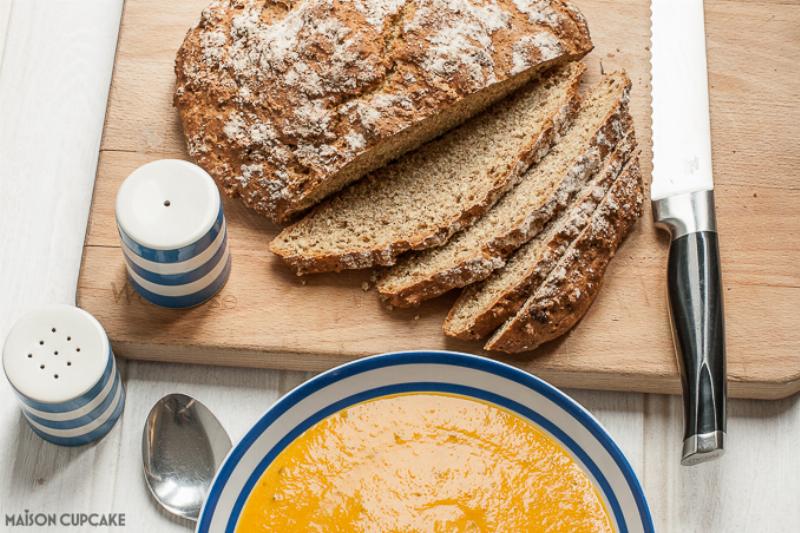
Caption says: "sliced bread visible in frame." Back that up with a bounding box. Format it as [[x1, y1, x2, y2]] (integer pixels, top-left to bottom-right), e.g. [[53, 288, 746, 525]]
[[444, 133, 637, 340], [484, 156, 644, 353], [270, 63, 585, 274], [176, 0, 593, 223], [377, 72, 632, 307]]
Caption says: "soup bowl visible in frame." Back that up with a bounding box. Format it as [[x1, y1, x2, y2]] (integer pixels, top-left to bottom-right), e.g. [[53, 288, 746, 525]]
[[197, 350, 654, 533]]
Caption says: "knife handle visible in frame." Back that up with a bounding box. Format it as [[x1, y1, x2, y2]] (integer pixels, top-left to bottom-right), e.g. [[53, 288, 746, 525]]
[[653, 189, 727, 466]]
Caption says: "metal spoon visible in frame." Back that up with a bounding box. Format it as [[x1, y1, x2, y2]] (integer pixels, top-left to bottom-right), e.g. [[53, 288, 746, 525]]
[[142, 393, 232, 522]]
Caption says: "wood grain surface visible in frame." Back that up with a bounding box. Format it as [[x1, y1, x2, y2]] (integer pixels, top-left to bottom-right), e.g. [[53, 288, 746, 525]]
[[77, 0, 800, 399]]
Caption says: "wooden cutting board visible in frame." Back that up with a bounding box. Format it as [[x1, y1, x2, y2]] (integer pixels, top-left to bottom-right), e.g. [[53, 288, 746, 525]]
[[77, 0, 800, 399]]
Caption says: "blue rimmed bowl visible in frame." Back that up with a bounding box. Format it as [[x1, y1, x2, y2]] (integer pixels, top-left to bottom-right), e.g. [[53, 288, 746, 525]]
[[197, 351, 654, 533]]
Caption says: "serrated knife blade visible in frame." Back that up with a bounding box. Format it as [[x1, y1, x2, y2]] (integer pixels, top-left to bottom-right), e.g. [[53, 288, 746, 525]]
[[650, 0, 713, 200], [651, 0, 727, 467]]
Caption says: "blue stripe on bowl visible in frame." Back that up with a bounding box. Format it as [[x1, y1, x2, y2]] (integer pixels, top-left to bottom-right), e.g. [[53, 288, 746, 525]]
[[13, 348, 114, 413], [117, 207, 224, 264], [124, 233, 229, 286], [128, 255, 232, 309], [197, 351, 654, 533], [27, 384, 125, 447], [24, 371, 121, 430]]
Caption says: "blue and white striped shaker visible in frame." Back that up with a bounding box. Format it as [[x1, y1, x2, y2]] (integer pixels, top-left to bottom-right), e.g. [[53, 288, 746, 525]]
[[115, 159, 231, 308], [2, 305, 125, 446]]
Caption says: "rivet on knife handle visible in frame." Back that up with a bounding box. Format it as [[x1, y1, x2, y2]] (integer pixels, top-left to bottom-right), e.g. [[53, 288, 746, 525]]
[[654, 190, 727, 465]]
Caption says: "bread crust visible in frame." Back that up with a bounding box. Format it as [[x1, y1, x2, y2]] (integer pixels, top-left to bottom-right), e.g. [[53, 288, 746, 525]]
[[269, 64, 585, 274], [484, 155, 644, 353], [377, 73, 632, 307], [175, 0, 593, 223], [444, 131, 637, 340]]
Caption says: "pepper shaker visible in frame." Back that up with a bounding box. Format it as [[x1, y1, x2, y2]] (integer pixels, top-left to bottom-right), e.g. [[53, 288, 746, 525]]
[[3, 305, 125, 446]]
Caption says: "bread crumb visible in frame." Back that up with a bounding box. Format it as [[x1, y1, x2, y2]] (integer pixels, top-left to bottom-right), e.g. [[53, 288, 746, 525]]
[[300, 279, 307, 286], [361, 281, 371, 291], [413, 314, 420, 321]]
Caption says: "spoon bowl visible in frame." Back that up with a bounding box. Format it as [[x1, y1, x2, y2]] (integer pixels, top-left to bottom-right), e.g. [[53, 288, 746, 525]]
[[142, 393, 231, 522]]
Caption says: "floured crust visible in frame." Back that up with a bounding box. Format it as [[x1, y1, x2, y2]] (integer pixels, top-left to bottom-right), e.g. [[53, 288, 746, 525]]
[[269, 64, 585, 274], [377, 73, 632, 308], [484, 155, 644, 353], [175, 0, 593, 223], [444, 131, 637, 340]]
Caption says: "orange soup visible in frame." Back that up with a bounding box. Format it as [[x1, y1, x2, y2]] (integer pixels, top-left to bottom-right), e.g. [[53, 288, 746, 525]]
[[237, 393, 613, 532]]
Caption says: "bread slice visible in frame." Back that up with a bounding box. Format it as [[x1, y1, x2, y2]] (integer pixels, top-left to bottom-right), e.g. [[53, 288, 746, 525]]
[[444, 133, 636, 340], [484, 156, 644, 353], [377, 72, 632, 307], [270, 63, 585, 274], [176, 0, 593, 223]]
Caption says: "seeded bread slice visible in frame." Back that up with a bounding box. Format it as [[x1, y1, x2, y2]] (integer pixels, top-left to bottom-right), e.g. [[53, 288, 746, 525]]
[[270, 64, 585, 274], [377, 72, 632, 307], [484, 156, 644, 353], [444, 133, 636, 340]]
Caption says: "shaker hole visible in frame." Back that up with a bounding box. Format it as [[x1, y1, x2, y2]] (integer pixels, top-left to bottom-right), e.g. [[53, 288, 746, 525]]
[[40, 364, 45, 370], [27, 354, 32, 358], [67, 336, 71, 342], [76, 347, 81, 352], [54, 374, 59, 379], [67, 361, 72, 366], [163, 200, 171, 207], [51, 327, 56, 333], [39, 340, 44, 345], [54, 351, 59, 355]]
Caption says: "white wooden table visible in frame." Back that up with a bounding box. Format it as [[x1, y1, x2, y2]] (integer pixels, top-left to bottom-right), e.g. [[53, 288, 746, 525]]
[[0, 1, 797, 531]]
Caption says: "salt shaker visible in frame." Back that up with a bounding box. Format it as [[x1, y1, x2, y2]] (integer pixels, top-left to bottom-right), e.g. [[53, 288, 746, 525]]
[[2, 305, 125, 446], [115, 159, 231, 308]]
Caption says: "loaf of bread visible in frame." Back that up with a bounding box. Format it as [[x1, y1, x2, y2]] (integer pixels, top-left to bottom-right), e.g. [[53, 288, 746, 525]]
[[444, 132, 636, 340], [484, 155, 644, 353], [269, 63, 585, 274], [377, 72, 632, 307], [175, 0, 593, 223]]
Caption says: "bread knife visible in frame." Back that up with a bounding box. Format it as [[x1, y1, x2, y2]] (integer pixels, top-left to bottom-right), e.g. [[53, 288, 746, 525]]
[[650, 0, 726, 465]]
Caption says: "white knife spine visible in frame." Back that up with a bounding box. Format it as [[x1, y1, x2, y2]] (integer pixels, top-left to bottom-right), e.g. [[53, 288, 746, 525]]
[[650, 0, 715, 201]]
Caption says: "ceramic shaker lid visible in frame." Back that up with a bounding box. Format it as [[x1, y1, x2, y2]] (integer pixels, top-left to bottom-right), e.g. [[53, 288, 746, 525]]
[[3, 304, 110, 404]]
